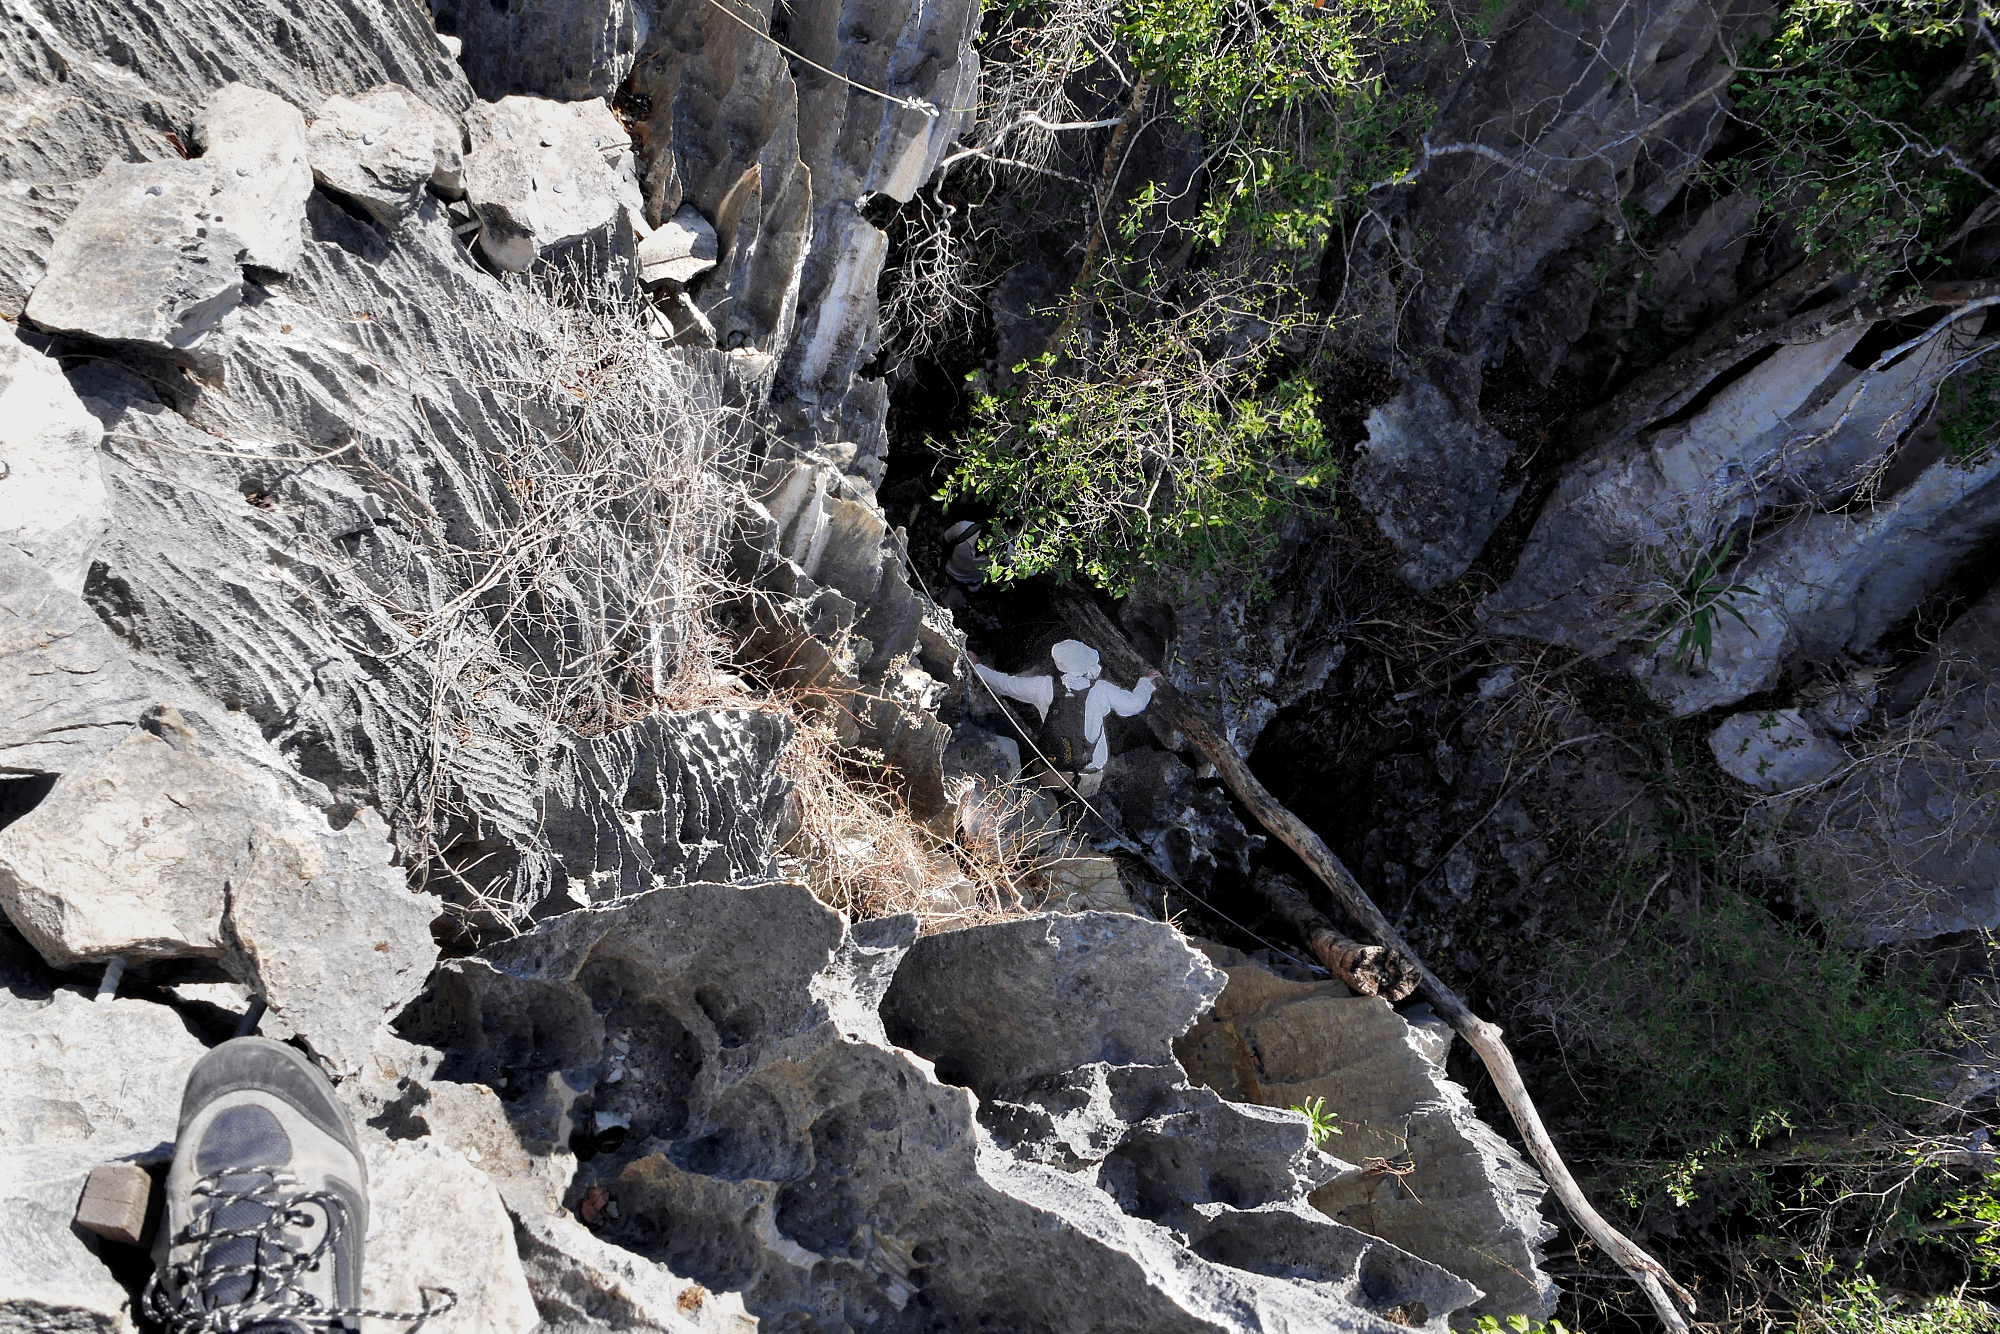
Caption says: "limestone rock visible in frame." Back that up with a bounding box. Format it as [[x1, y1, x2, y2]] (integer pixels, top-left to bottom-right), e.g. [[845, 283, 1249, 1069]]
[[0, 325, 106, 593], [1709, 709, 1847, 794], [538, 709, 795, 907], [735, 458, 956, 820], [24, 157, 257, 353], [1354, 379, 1522, 592], [362, 1136, 540, 1333], [0, 986, 206, 1333], [462, 96, 642, 273], [1032, 856, 1139, 914], [882, 912, 1224, 1091], [510, 1207, 761, 1334], [405, 887, 1475, 1332], [308, 84, 466, 223], [0, 723, 239, 966], [24, 83, 312, 354], [223, 805, 439, 1077], [0, 713, 438, 1074], [1100, 746, 1263, 888], [1790, 582, 2000, 941], [1487, 324, 1998, 714], [434, 0, 643, 102], [1176, 948, 1557, 1325], [191, 83, 316, 274], [639, 203, 720, 288], [0, 0, 469, 318]]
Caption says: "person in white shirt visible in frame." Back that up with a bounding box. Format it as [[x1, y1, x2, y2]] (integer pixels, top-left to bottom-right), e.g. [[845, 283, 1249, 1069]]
[[969, 638, 1159, 796]]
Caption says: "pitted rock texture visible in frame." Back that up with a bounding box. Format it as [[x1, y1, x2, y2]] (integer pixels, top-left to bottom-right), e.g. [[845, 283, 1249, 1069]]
[[1176, 946, 1558, 1326], [309, 83, 467, 223], [462, 95, 643, 272], [404, 890, 1479, 1333]]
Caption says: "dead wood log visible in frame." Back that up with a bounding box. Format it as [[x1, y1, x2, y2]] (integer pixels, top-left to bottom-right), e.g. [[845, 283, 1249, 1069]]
[[1254, 870, 1420, 1002], [1054, 587, 1698, 1332]]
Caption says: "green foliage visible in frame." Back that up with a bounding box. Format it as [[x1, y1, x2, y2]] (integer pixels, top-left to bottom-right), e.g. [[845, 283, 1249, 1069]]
[[940, 325, 1335, 595], [1468, 1318, 1573, 1334], [1794, 1273, 2000, 1332], [1113, 0, 1434, 250], [1290, 1095, 1343, 1147], [1717, 0, 1996, 267], [1551, 886, 1934, 1161], [1939, 357, 2000, 471], [1625, 531, 1761, 671]]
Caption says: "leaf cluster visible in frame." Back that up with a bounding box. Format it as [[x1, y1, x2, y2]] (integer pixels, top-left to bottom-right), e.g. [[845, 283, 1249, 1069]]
[[1623, 530, 1761, 672], [1715, 0, 1997, 269], [940, 318, 1335, 595]]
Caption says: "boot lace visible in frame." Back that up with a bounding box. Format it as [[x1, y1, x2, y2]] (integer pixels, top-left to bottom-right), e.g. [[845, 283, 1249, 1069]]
[[142, 1166, 456, 1333]]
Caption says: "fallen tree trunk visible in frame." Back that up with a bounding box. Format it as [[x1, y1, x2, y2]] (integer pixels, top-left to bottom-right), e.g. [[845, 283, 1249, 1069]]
[[1254, 870, 1420, 1002], [1055, 587, 1697, 1332]]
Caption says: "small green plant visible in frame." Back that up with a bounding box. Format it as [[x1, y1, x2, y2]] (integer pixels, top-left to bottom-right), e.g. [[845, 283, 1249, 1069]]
[[1543, 886, 1935, 1162], [1468, 1316, 1573, 1334], [1290, 1095, 1343, 1147], [1793, 1272, 2000, 1333], [1625, 531, 1761, 671]]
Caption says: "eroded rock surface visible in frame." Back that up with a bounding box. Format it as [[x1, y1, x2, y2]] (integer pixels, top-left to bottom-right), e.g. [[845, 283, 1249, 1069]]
[[1176, 946, 1557, 1326], [403, 892, 1479, 1332]]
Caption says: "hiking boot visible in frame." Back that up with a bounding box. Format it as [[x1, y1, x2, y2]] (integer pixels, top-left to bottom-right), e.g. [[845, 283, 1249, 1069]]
[[145, 1037, 369, 1333]]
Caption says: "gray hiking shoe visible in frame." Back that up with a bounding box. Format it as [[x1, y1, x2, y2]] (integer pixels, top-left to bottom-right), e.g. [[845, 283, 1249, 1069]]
[[143, 1037, 449, 1333]]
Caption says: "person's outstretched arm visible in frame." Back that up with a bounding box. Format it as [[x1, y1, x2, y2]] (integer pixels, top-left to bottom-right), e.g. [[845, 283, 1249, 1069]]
[[1081, 673, 1159, 770], [972, 662, 1055, 721]]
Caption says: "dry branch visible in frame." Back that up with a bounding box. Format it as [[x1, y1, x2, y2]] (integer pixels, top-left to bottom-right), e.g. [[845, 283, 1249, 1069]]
[[1254, 871, 1419, 1001], [1054, 587, 1698, 1332]]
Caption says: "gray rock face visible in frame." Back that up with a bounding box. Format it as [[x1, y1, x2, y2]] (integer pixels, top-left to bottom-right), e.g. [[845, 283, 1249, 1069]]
[[192, 82, 316, 272], [0, 708, 439, 1074], [0, 985, 207, 1333], [1176, 947, 1558, 1326], [362, 1135, 541, 1333], [1100, 746, 1263, 888], [432, 0, 643, 102], [537, 709, 796, 907], [735, 457, 958, 821], [1354, 380, 1522, 592], [624, 0, 979, 480], [1789, 582, 2000, 942], [24, 83, 313, 355], [404, 888, 1478, 1333], [639, 203, 720, 289], [882, 912, 1225, 1090], [1486, 323, 1999, 714], [0, 0, 470, 320], [0, 324, 107, 593], [1709, 709, 1847, 794], [0, 723, 238, 966], [308, 83, 466, 223], [463, 95, 643, 273]]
